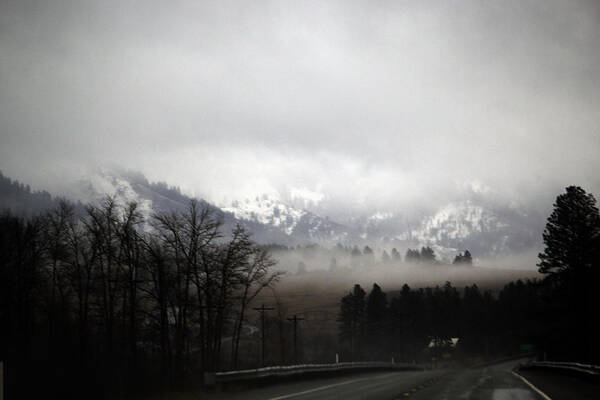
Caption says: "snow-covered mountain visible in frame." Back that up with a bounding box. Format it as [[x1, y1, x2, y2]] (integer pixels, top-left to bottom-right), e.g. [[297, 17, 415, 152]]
[[214, 187, 543, 259], [221, 194, 355, 245], [0, 168, 545, 259], [415, 199, 543, 257], [64, 168, 357, 246], [349, 200, 544, 260]]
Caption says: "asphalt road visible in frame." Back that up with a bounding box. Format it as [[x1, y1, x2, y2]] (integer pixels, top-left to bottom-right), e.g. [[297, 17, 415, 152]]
[[206, 359, 554, 400]]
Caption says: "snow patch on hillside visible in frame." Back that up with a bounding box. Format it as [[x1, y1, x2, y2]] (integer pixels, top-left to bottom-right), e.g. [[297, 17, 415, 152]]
[[222, 195, 307, 235], [412, 201, 503, 242]]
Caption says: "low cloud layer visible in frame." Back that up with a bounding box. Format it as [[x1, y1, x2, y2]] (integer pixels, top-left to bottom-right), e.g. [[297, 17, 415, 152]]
[[1, 0, 599, 215]]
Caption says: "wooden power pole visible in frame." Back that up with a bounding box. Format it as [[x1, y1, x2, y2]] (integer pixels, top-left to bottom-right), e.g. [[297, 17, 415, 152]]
[[253, 304, 274, 367], [287, 315, 305, 365]]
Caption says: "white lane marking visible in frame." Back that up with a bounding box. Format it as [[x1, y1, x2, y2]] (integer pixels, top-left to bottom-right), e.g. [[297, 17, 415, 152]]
[[511, 371, 553, 400], [265, 372, 401, 400]]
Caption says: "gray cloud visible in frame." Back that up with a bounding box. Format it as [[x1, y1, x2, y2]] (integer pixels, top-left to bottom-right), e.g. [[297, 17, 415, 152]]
[[1, 0, 599, 213]]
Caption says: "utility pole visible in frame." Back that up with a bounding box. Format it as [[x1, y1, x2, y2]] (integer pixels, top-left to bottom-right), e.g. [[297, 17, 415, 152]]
[[287, 315, 305, 365], [253, 304, 274, 367]]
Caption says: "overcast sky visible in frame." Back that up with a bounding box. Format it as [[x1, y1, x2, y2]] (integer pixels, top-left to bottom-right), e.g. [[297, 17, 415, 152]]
[[1, 0, 599, 214]]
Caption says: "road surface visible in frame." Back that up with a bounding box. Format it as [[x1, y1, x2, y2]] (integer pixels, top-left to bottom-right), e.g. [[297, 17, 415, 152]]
[[205, 359, 556, 400], [518, 368, 599, 400]]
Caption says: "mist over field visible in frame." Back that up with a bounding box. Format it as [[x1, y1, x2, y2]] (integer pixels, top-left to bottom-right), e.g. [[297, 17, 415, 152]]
[[258, 260, 541, 313], [259, 247, 541, 316]]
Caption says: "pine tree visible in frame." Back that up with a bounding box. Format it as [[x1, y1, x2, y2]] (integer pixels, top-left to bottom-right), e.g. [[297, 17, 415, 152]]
[[463, 250, 472, 265], [405, 248, 420, 263], [538, 186, 600, 280], [351, 245, 362, 269], [338, 284, 366, 360], [365, 283, 388, 359], [538, 186, 600, 362], [366, 284, 387, 340], [420, 246, 436, 264], [391, 248, 401, 262], [381, 250, 391, 264], [453, 250, 473, 265]]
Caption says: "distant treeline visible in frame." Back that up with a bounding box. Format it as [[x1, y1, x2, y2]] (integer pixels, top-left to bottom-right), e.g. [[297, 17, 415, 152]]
[[338, 186, 600, 364], [267, 243, 473, 274], [0, 169, 194, 216], [338, 280, 546, 363], [0, 170, 66, 215], [0, 198, 279, 399]]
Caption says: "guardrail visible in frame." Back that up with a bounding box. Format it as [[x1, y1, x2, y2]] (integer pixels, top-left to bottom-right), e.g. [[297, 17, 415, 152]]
[[519, 360, 600, 383], [469, 353, 535, 369], [525, 361, 600, 377], [210, 361, 424, 384]]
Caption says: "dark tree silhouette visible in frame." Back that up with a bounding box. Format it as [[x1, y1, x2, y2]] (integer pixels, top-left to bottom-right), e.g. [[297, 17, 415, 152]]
[[365, 283, 388, 359], [453, 250, 473, 265], [0, 197, 280, 399], [420, 246, 436, 264], [350, 245, 361, 268], [405, 248, 420, 263], [381, 250, 390, 264], [338, 284, 366, 361], [537, 186, 600, 362], [538, 186, 600, 280], [362, 245, 375, 267], [391, 248, 401, 262]]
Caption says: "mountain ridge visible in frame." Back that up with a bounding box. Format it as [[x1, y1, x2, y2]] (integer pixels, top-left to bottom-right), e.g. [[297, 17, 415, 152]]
[[0, 168, 544, 260]]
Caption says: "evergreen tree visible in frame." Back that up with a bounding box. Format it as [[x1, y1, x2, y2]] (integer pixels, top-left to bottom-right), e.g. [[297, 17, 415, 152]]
[[453, 253, 463, 265], [537, 186, 600, 362], [338, 284, 366, 360], [362, 245, 375, 267], [538, 186, 600, 281], [366, 284, 387, 326], [463, 250, 472, 265], [381, 250, 391, 264], [365, 283, 388, 358], [391, 248, 401, 262], [366, 284, 387, 325], [453, 250, 473, 265], [350, 245, 361, 268], [405, 248, 420, 263], [420, 246, 436, 264]]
